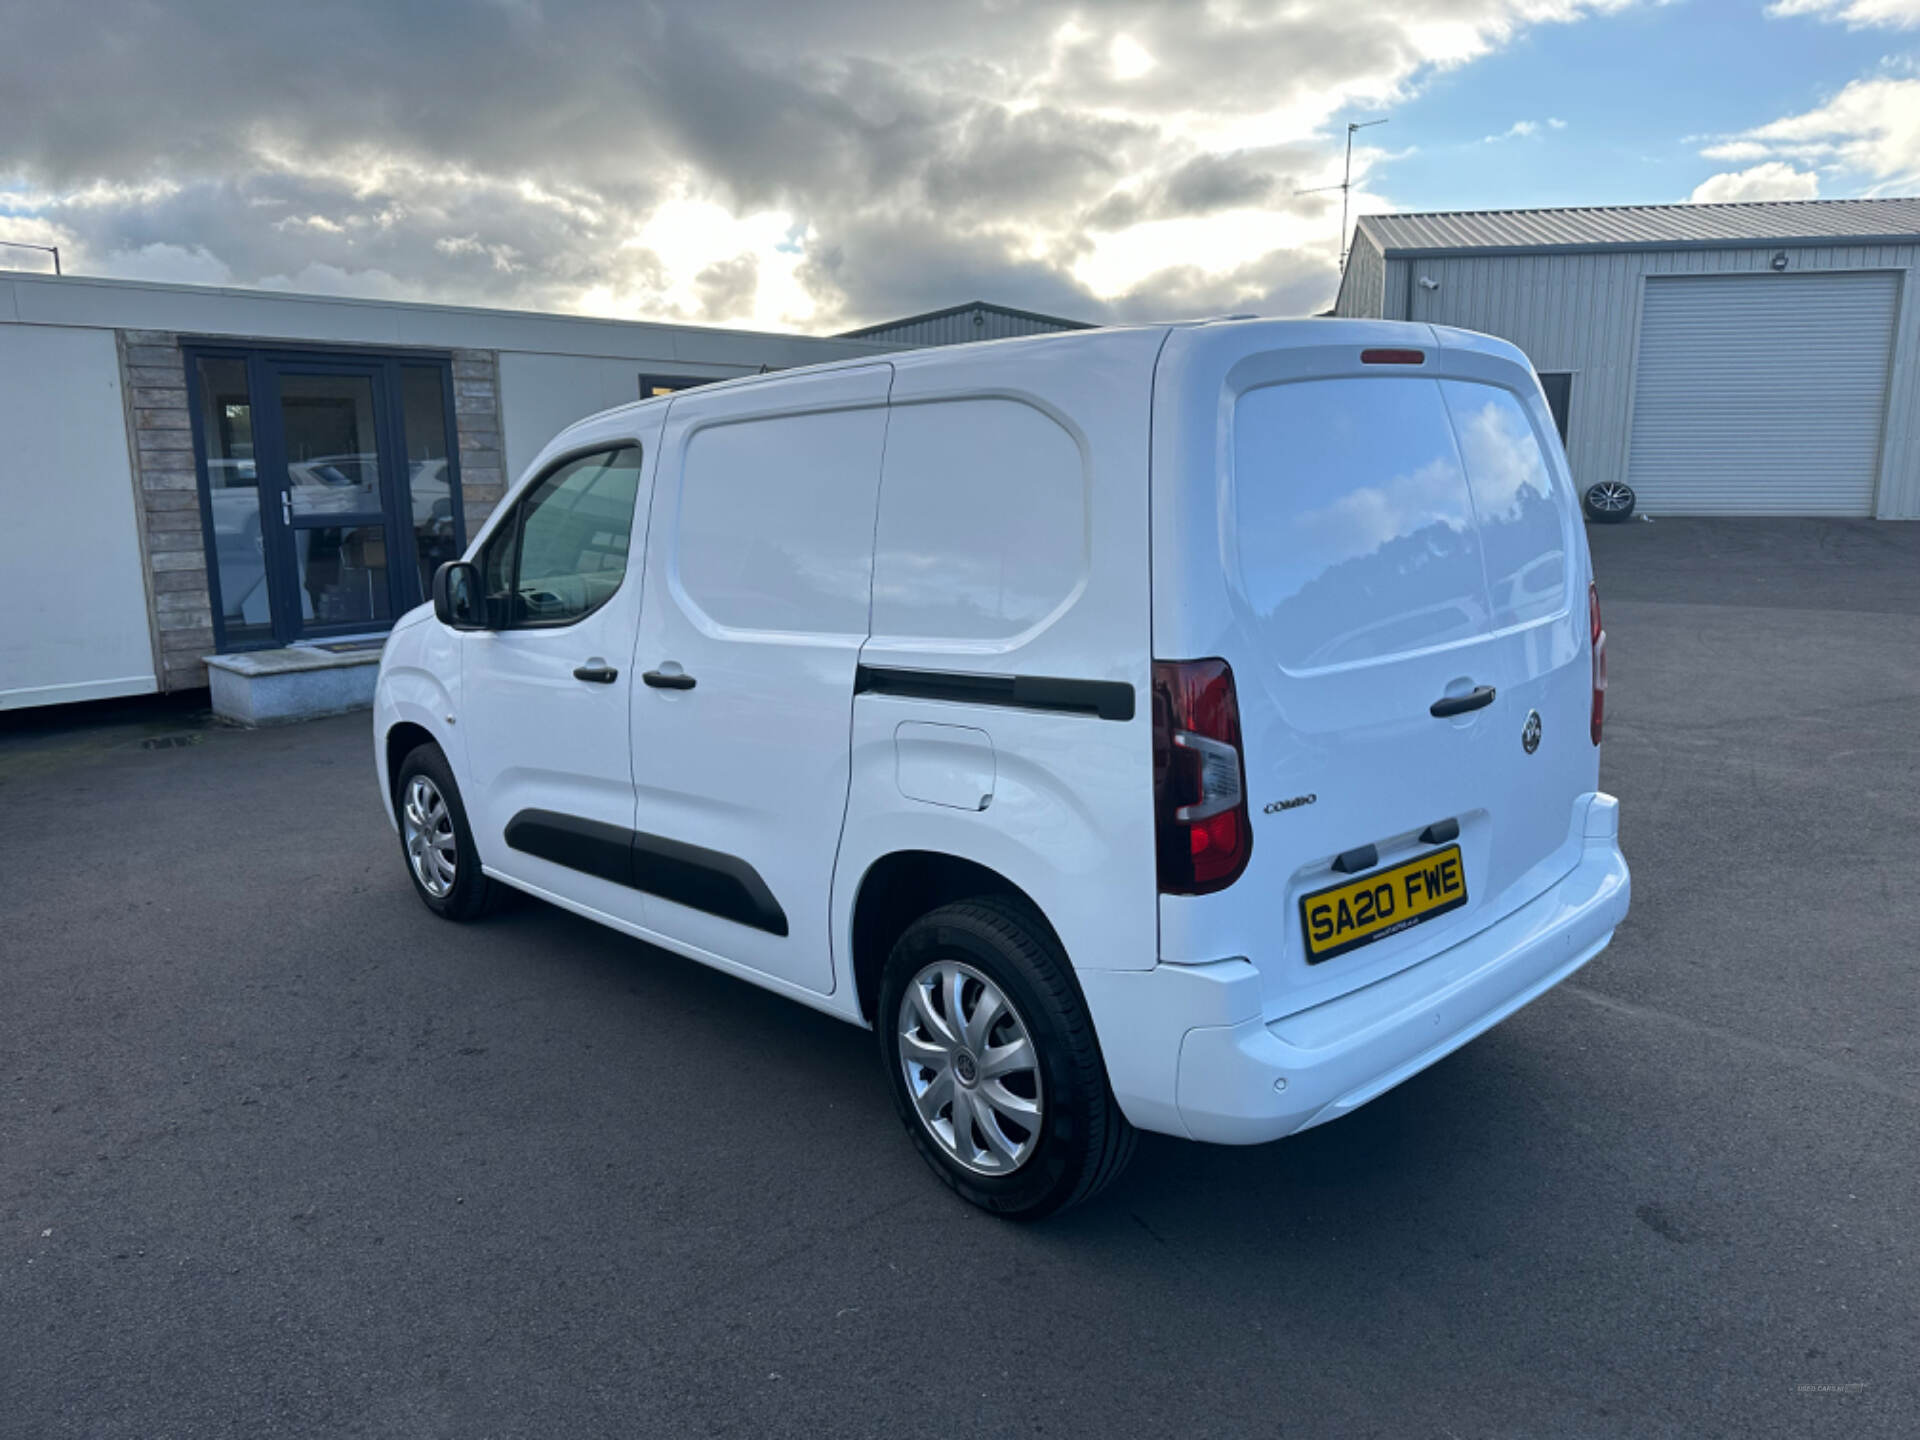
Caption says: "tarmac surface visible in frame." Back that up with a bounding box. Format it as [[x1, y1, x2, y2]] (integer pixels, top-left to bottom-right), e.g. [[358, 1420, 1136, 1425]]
[[3, 517, 1915, 1438]]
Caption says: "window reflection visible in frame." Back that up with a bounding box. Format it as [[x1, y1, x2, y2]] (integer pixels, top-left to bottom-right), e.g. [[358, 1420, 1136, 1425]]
[[1440, 382, 1568, 631], [509, 449, 642, 624], [1233, 377, 1489, 671], [295, 525, 392, 626], [401, 366, 460, 598], [196, 357, 271, 641], [280, 374, 382, 518]]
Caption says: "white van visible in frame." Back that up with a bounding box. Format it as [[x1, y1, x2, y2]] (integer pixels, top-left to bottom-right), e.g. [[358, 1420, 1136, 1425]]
[[373, 318, 1630, 1218]]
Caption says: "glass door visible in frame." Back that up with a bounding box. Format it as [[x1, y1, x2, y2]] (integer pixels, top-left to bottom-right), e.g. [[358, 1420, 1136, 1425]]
[[188, 348, 467, 651], [260, 362, 402, 639]]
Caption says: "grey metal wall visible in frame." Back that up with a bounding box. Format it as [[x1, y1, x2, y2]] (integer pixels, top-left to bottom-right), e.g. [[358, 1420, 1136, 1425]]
[[1333, 231, 1385, 320], [1335, 242, 1920, 519], [851, 309, 1084, 347]]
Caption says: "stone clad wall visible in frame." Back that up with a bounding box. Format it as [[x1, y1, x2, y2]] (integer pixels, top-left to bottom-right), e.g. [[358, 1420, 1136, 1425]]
[[116, 330, 212, 693], [452, 349, 508, 529]]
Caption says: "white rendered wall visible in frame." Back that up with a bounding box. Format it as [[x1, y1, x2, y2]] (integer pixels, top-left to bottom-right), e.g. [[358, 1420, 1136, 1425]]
[[497, 353, 695, 486], [0, 324, 157, 708]]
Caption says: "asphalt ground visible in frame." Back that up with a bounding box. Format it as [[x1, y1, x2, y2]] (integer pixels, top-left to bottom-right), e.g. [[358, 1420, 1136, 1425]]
[[3, 517, 1915, 1438]]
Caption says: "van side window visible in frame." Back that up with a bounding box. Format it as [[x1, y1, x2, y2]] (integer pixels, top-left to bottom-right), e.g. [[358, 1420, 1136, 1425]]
[[489, 446, 643, 627], [1440, 382, 1568, 631], [478, 506, 519, 626], [871, 399, 1086, 642], [675, 411, 883, 635]]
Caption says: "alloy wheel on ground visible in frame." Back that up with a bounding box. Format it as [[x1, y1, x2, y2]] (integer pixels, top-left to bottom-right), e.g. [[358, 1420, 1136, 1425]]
[[896, 959, 1045, 1175], [402, 773, 457, 899], [1585, 481, 1636, 520]]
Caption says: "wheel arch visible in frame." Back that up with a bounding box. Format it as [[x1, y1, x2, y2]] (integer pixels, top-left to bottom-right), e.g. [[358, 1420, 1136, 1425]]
[[848, 850, 1066, 1027], [383, 720, 439, 818]]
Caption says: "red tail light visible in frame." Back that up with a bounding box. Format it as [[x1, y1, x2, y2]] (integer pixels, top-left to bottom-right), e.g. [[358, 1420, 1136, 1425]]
[[1152, 659, 1253, 894], [1590, 581, 1606, 746]]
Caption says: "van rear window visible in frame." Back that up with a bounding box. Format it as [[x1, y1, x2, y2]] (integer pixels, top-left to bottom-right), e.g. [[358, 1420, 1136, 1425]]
[[1439, 381, 1568, 632], [1233, 377, 1490, 671]]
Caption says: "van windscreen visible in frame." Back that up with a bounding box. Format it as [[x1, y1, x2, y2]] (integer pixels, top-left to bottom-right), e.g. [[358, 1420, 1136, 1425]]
[[1232, 376, 1489, 672]]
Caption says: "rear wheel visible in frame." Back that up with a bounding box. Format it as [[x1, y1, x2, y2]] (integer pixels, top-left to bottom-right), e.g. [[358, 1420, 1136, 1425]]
[[878, 897, 1134, 1219], [1583, 480, 1636, 523], [394, 742, 495, 921]]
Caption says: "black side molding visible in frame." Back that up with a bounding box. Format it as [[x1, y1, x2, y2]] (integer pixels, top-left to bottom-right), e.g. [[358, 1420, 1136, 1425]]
[[504, 809, 789, 937], [503, 810, 633, 887], [855, 665, 1135, 722], [631, 832, 788, 937]]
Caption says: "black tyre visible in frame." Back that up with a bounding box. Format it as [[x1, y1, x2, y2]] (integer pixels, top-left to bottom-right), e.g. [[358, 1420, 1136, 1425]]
[[877, 897, 1135, 1219], [1583, 481, 1636, 523], [393, 741, 496, 921]]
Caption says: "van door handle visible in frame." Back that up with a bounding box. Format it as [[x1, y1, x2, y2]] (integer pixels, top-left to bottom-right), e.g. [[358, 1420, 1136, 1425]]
[[573, 663, 620, 684], [642, 669, 696, 690], [1430, 685, 1496, 717]]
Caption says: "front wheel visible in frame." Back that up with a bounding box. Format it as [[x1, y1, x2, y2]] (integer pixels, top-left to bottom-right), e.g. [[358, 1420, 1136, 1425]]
[[394, 742, 495, 921], [877, 898, 1135, 1219]]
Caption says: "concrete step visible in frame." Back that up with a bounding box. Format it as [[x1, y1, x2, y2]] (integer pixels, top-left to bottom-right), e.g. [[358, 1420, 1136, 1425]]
[[204, 644, 381, 726]]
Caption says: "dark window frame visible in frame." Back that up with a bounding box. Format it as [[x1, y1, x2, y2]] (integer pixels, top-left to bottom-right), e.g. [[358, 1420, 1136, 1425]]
[[1537, 371, 1573, 446], [480, 443, 645, 631], [639, 373, 716, 400], [182, 342, 466, 653]]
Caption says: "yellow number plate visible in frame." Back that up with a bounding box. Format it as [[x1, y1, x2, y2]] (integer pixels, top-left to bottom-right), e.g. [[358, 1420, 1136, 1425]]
[[1300, 844, 1467, 964]]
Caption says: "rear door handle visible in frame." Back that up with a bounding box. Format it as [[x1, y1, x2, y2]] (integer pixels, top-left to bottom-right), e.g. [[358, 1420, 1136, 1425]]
[[642, 669, 696, 690], [573, 663, 619, 684], [1430, 684, 1495, 717]]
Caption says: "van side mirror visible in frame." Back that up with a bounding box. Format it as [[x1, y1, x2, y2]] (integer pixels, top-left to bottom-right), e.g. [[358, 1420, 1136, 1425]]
[[432, 560, 484, 630]]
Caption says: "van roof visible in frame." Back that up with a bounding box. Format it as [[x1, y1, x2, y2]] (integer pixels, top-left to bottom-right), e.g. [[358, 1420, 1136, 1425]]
[[568, 315, 1473, 427]]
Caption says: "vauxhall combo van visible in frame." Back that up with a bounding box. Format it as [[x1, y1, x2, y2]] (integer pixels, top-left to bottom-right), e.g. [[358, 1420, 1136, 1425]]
[[374, 318, 1630, 1218]]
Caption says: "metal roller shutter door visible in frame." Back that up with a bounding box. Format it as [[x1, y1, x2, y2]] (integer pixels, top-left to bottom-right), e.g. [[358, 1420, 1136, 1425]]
[[1626, 271, 1897, 515]]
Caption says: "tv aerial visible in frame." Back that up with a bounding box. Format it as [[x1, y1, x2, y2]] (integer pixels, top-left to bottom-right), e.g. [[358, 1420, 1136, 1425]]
[[1297, 118, 1388, 268]]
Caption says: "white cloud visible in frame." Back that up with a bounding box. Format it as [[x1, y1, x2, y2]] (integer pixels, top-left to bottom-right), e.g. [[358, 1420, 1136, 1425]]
[[1699, 139, 1775, 163], [1109, 34, 1157, 81], [0, 0, 1645, 329], [1483, 117, 1565, 143], [257, 263, 411, 299], [1699, 76, 1920, 190], [1689, 161, 1822, 202], [1767, 0, 1920, 29], [1489, 120, 1540, 141], [100, 242, 233, 285]]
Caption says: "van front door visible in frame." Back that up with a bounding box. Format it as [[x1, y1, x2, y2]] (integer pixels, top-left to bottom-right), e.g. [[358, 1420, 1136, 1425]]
[[459, 438, 657, 928], [627, 365, 892, 996]]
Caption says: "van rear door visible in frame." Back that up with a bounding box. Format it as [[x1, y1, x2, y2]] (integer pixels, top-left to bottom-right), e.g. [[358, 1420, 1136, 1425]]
[[1151, 322, 1598, 1019]]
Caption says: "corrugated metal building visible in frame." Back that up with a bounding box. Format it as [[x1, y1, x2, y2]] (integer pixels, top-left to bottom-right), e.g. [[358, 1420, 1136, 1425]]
[[840, 300, 1091, 348], [1333, 198, 1920, 518]]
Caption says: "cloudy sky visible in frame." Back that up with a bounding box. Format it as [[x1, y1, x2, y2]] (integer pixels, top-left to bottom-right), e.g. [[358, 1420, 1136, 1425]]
[[5, 0, 1920, 333]]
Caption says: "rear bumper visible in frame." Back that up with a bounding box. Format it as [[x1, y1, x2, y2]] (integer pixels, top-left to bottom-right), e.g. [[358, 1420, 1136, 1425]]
[[1081, 793, 1630, 1144]]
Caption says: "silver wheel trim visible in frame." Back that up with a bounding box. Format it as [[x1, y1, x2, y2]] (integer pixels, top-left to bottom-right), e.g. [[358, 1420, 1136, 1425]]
[[897, 959, 1045, 1176], [1590, 483, 1633, 512], [401, 774, 458, 899]]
